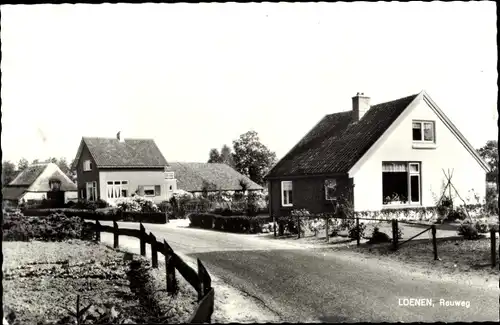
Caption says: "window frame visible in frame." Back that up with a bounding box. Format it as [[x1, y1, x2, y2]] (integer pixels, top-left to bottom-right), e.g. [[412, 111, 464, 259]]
[[324, 179, 337, 201], [412, 120, 435, 143], [382, 162, 421, 206], [83, 160, 92, 171], [106, 180, 129, 199], [281, 181, 293, 207], [86, 181, 97, 201], [143, 185, 156, 197], [165, 172, 175, 179]]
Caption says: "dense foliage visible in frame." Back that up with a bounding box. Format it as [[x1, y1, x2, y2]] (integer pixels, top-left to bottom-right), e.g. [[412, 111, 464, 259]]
[[3, 212, 93, 242], [188, 213, 272, 234]]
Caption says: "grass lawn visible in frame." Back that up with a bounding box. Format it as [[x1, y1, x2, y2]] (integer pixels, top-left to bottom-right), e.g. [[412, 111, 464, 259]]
[[2, 239, 197, 324]]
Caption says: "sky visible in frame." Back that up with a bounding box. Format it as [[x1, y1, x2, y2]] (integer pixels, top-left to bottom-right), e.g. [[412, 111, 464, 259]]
[[1, 2, 497, 166]]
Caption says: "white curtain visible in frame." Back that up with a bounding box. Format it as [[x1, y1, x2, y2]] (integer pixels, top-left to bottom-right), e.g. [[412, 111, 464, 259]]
[[382, 162, 408, 172]]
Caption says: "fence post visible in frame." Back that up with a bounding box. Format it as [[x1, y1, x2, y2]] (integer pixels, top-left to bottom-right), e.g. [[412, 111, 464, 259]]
[[164, 240, 177, 293], [356, 217, 360, 246], [325, 215, 329, 243], [273, 216, 276, 237], [392, 219, 399, 251], [150, 232, 158, 268], [113, 221, 119, 249], [140, 223, 146, 256], [491, 229, 496, 268], [431, 225, 438, 260], [95, 220, 101, 242], [297, 214, 301, 239], [197, 258, 211, 302]]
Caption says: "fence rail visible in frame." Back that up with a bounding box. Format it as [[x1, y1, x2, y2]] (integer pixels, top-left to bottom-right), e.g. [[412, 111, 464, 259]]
[[85, 220, 214, 323], [273, 214, 498, 267]]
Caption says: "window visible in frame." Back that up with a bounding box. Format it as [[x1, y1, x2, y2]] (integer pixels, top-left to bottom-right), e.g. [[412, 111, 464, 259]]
[[106, 181, 128, 199], [281, 181, 293, 207], [165, 172, 175, 179], [83, 160, 92, 171], [382, 162, 421, 205], [144, 185, 155, 196], [86, 181, 97, 201], [412, 121, 435, 142], [49, 180, 61, 191], [324, 179, 337, 200]]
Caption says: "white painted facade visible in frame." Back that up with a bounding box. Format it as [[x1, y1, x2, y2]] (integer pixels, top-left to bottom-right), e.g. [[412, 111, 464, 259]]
[[98, 170, 177, 204], [20, 191, 78, 203], [15, 163, 79, 204], [349, 93, 488, 212]]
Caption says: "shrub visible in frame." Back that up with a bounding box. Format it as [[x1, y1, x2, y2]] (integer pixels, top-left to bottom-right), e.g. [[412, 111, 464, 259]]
[[2, 212, 93, 242], [347, 222, 366, 240], [73, 199, 98, 211], [485, 187, 499, 215], [157, 201, 171, 213], [121, 212, 167, 224], [187, 213, 216, 229], [436, 196, 453, 217], [369, 226, 392, 244], [115, 196, 158, 213], [446, 208, 467, 222], [474, 220, 490, 234], [190, 213, 270, 234], [458, 223, 480, 240]]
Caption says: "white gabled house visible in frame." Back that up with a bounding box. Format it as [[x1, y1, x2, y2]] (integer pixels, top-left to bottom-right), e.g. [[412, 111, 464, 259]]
[[265, 90, 490, 216], [2, 162, 78, 206]]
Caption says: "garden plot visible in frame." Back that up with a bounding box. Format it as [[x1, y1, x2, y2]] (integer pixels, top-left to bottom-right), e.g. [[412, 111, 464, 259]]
[[2, 239, 197, 324]]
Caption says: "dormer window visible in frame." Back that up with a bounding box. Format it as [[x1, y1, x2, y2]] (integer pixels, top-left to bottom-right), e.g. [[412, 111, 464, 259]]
[[412, 121, 435, 142], [83, 160, 92, 171], [49, 179, 61, 191]]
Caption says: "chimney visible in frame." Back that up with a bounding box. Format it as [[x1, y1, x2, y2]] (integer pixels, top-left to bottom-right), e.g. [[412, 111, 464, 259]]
[[117, 131, 125, 143], [352, 92, 371, 121]]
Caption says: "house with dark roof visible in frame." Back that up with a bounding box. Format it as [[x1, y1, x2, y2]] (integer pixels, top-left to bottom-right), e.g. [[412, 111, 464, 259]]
[[167, 162, 263, 195], [2, 162, 78, 206], [264, 91, 489, 215], [72, 133, 174, 204]]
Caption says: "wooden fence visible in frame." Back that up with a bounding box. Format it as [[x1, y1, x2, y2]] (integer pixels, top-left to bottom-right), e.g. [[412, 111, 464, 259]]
[[86, 220, 215, 323], [274, 215, 499, 267]]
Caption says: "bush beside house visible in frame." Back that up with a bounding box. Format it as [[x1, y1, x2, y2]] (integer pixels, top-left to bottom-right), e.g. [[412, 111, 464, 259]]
[[21, 196, 168, 224]]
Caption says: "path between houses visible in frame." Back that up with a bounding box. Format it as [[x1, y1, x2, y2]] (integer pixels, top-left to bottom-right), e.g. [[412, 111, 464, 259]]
[[96, 220, 499, 323]]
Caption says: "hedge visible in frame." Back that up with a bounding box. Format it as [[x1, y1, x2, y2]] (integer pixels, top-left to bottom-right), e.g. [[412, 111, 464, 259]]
[[188, 213, 272, 233], [3, 212, 94, 242], [20, 208, 167, 224]]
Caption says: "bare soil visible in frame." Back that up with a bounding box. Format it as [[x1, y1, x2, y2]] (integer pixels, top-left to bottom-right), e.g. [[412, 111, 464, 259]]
[[2, 239, 196, 324]]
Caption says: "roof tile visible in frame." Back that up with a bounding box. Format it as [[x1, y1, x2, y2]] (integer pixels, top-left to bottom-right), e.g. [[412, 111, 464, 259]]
[[83, 137, 168, 168], [266, 94, 419, 177], [168, 162, 263, 192]]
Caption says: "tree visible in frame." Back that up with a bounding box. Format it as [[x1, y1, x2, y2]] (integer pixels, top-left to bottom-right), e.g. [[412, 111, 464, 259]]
[[69, 158, 77, 181], [478, 140, 498, 190], [208, 148, 222, 163], [48, 157, 58, 164], [220, 144, 235, 167], [18, 158, 29, 171], [2, 161, 17, 185], [31, 159, 39, 165], [232, 130, 277, 185], [56, 157, 70, 176]]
